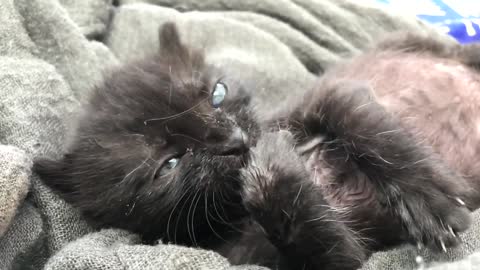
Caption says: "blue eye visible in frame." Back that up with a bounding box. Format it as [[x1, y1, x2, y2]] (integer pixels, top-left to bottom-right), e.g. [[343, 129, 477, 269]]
[[211, 82, 227, 108], [165, 158, 179, 169], [154, 157, 179, 179]]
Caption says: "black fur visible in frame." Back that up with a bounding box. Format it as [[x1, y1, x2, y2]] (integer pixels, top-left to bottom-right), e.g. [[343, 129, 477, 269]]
[[290, 80, 471, 251], [34, 24, 478, 270]]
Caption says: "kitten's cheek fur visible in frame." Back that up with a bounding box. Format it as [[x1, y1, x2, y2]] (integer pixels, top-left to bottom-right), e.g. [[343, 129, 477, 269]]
[[33, 157, 72, 194]]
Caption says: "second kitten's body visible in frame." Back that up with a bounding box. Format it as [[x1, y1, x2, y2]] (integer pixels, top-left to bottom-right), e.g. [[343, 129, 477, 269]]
[[221, 37, 480, 267], [296, 47, 480, 249]]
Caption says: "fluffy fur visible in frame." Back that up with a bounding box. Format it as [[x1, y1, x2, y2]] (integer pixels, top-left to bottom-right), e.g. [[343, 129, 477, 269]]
[[34, 25, 480, 270]]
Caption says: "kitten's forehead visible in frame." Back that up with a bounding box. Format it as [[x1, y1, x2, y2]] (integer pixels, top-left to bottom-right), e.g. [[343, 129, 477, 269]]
[[144, 65, 240, 119]]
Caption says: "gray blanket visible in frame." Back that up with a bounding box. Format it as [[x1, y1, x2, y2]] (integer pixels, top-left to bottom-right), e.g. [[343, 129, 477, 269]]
[[0, 0, 478, 269]]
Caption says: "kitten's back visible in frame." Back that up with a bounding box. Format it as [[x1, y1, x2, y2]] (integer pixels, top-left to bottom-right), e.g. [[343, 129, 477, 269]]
[[324, 45, 480, 207]]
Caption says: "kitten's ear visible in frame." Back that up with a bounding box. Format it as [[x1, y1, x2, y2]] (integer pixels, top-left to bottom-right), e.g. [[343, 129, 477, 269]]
[[159, 22, 187, 57], [33, 156, 74, 195], [158, 22, 204, 67]]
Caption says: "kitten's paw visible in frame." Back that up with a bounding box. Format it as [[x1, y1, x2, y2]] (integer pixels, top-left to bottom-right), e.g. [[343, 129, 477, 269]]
[[396, 187, 471, 252]]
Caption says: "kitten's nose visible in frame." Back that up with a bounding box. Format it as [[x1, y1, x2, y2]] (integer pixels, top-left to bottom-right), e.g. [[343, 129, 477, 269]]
[[218, 128, 249, 156]]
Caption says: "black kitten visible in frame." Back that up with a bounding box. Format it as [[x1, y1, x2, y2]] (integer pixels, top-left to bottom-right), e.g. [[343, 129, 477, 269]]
[[34, 24, 477, 270], [35, 23, 256, 247]]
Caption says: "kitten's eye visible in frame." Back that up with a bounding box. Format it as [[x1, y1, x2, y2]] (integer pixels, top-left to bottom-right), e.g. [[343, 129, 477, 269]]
[[211, 82, 227, 108], [165, 158, 179, 170], [154, 157, 180, 179]]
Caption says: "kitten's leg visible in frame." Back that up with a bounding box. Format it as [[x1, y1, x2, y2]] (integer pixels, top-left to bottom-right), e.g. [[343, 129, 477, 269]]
[[241, 131, 365, 270], [299, 80, 472, 252]]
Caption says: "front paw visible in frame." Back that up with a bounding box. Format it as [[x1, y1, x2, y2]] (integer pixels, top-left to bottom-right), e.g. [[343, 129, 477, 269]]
[[394, 183, 472, 252]]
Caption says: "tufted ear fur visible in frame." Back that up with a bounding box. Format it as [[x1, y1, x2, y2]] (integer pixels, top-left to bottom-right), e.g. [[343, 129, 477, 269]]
[[159, 22, 184, 57], [158, 22, 204, 71]]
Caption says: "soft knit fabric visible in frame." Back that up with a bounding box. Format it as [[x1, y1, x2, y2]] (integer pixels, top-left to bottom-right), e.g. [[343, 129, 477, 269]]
[[0, 0, 477, 269]]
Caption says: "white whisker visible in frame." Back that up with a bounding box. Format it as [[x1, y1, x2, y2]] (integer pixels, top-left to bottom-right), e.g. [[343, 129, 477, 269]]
[[143, 98, 208, 125]]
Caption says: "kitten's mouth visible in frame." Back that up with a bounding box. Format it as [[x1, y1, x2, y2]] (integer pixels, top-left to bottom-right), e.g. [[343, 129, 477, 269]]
[[217, 147, 249, 157], [218, 149, 248, 160], [214, 147, 249, 168], [213, 130, 250, 157], [210, 129, 250, 166]]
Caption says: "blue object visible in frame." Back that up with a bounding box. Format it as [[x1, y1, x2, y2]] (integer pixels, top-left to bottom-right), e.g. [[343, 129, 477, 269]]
[[375, 0, 480, 44]]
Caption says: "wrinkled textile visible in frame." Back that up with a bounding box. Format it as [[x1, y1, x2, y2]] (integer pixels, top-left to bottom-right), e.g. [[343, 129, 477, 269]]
[[0, 0, 477, 269]]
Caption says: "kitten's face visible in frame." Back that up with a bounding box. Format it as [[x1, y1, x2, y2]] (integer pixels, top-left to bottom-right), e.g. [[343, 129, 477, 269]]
[[34, 23, 256, 245]]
